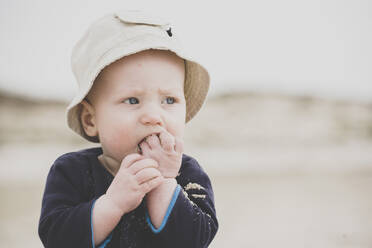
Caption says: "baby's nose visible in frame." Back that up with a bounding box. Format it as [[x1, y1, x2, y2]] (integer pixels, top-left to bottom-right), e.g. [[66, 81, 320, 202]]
[[139, 109, 163, 126]]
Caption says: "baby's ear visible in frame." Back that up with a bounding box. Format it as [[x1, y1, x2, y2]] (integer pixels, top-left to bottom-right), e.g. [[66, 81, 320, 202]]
[[80, 100, 98, 137]]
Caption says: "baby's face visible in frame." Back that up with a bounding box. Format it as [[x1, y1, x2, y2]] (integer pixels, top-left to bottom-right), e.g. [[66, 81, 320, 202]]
[[86, 50, 186, 162]]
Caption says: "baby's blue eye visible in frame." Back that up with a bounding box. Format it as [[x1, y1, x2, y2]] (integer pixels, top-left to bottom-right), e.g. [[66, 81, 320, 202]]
[[124, 97, 139, 104], [164, 97, 175, 104]]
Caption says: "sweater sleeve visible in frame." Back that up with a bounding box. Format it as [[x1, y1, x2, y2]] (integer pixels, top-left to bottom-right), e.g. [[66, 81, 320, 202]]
[[147, 156, 219, 248], [38, 155, 96, 248]]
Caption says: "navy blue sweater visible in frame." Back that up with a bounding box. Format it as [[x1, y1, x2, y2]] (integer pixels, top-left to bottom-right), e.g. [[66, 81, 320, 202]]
[[38, 147, 218, 248]]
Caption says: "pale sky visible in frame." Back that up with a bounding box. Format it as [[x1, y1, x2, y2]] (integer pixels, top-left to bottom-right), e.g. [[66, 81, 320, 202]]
[[0, 0, 371, 102]]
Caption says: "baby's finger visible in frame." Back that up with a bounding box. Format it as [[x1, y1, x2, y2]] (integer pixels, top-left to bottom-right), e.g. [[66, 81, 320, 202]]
[[140, 175, 163, 194], [139, 141, 151, 157], [135, 167, 161, 185], [121, 153, 143, 169], [159, 131, 175, 152], [146, 134, 161, 149], [174, 138, 184, 154], [128, 158, 158, 175]]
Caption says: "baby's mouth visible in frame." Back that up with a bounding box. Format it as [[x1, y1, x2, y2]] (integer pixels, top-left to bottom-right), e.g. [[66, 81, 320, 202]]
[[137, 140, 144, 154], [136, 133, 160, 154]]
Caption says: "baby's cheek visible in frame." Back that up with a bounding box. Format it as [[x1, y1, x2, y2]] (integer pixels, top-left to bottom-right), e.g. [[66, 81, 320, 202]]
[[101, 129, 135, 161], [167, 124, 185, 140]]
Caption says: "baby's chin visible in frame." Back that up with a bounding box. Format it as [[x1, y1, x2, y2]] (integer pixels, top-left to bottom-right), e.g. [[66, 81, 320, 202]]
[[112, 140, 148, 160]]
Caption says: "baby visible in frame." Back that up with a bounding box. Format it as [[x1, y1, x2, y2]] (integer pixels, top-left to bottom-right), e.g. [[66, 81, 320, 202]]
[[38, 10, 218, 248]]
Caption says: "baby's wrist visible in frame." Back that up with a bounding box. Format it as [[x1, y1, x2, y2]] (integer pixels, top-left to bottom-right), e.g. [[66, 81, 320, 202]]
[[100, 194, 126, 217], [160, 163, 181, 179], [154, 178, 177, 192], [162, 177, 177, 184], [163, 174, 177, 179]]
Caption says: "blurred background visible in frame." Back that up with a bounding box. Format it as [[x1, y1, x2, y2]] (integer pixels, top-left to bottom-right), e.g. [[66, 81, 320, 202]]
[[1, 0, 371, 247]]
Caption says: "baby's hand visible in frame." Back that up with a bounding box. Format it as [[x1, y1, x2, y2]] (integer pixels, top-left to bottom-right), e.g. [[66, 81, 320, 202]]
[[139, 131, 183, 178], [105, 154, 163, 215]]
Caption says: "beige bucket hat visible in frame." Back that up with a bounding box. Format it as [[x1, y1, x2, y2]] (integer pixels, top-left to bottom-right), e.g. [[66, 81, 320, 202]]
[[67, 10, 210, 142]]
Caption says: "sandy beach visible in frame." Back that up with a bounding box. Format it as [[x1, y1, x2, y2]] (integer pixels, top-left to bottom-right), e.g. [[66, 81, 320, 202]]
[[1, 91, 372, 247]]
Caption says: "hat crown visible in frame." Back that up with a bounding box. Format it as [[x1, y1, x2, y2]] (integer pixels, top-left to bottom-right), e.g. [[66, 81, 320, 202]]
[[71, 11, 177, 85], [115, 10, 170, 27]]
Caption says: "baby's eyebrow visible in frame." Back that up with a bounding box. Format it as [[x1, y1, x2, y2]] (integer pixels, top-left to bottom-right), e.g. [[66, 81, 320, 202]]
[[120, 87, 183, 96], [158, 88, 183, 95], [124, 88, 145, 95]]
